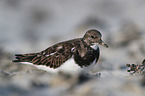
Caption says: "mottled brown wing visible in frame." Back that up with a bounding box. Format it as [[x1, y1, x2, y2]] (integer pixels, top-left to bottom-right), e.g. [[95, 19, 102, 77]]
[[31, 42, 74, 69]]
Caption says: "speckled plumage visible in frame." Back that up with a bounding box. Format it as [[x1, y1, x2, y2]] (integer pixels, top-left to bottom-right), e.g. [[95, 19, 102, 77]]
[[13, 29, 108, 73]]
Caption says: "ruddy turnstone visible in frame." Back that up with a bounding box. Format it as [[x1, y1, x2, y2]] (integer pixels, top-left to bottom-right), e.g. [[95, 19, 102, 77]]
[[12, 29, 108, 74]]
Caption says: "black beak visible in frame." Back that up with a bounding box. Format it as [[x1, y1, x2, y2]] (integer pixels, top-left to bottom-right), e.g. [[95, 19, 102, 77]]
[[99, 39, 108, 48]]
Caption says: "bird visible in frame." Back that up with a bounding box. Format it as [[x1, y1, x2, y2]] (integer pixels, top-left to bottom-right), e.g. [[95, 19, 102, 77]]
[[12, 29, 108, 74]]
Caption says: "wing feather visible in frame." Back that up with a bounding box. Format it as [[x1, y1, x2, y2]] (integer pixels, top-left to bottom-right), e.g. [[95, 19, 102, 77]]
[[13, 40, 76, 69], [31, 42, 74, 69]]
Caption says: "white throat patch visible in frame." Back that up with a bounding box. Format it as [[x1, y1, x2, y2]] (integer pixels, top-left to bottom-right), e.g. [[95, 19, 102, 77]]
[[90, 43, 99, 50]]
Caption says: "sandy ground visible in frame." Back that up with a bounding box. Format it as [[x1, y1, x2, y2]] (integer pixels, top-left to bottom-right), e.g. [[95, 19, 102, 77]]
[[0, 0, 145, 96]]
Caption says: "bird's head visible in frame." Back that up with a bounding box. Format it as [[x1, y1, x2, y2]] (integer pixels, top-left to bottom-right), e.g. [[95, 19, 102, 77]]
[[83, 29, 108, 48]]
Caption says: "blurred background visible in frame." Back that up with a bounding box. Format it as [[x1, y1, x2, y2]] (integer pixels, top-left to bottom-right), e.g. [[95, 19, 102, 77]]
[[0, 0, 145, 96]]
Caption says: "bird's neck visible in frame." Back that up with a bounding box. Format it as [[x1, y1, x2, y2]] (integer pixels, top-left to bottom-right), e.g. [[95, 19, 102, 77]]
[[90, 43, 99, 50], [82, 38, 99, 50], [82, 38, 91, 46]]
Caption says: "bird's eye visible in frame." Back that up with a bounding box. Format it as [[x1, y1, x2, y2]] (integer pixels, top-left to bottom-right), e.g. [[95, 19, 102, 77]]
[[91, 35, 95, 38]]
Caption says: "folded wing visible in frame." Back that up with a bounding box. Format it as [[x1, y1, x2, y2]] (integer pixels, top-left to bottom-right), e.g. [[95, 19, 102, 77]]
[[13, 42, 74, 69]]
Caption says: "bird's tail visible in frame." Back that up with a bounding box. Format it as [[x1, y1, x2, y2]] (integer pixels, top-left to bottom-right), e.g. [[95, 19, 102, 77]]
[[12, 53, 37, 63]]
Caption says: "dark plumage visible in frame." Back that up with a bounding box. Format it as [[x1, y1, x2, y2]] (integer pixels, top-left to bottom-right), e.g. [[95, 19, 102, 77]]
[[13, 29, 108, 72]]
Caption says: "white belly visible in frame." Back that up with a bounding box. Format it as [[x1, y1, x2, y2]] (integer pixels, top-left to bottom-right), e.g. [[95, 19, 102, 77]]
[[20, 57, 97, 74], [20, 57, 81, 74]]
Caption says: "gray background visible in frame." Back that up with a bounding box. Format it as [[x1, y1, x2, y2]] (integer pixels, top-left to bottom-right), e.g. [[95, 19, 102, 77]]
[[0, 0, 145, 96]]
